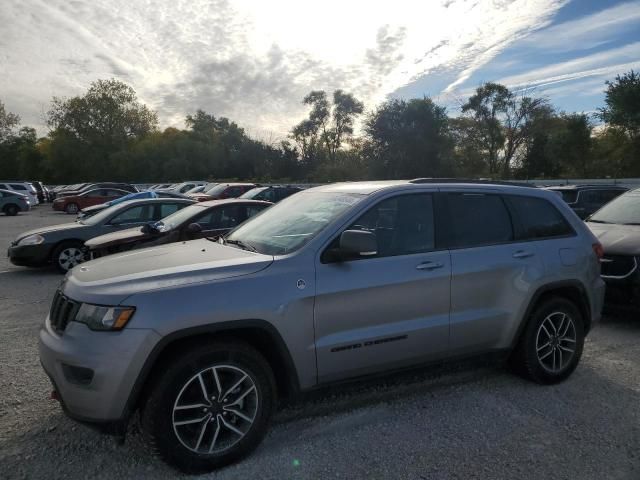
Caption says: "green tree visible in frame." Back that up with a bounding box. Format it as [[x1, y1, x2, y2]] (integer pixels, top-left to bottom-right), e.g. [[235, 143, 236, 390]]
[[0, 100, 20, 141], [461, 83, 548, 177], [599, 70, 640, 139], [46, 79, 158, 181], [291, 89, 364, 175], [365, 97, 453, 179]]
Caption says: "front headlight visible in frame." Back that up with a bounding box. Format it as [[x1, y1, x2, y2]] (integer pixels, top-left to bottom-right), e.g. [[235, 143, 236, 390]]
[[74, 303, 135, 331], [18, 234, 44, 246]]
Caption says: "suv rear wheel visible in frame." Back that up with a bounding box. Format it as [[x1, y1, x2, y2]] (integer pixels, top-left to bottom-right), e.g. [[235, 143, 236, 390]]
[[141, 341, 276, 473], [512, 296, 585, 384]]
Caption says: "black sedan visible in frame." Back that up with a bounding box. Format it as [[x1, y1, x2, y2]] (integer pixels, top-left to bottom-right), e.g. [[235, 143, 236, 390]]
[[85, 199, 272, 259], [586, 188, 640, 311], [8, 198, 194, 272]]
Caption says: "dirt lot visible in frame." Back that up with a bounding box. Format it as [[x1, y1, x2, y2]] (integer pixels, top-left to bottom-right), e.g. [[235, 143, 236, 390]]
[[0, 207, 638, 479]]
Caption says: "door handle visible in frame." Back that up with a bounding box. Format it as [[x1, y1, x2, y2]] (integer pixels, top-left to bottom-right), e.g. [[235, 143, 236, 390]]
[[416, 261, 444, 271], [513, 250, 534, 259]]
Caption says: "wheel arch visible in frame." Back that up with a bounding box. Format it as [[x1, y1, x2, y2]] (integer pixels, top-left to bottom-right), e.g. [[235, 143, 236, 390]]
[[126, 320, 301, 418], [512, 280, 593, 349]]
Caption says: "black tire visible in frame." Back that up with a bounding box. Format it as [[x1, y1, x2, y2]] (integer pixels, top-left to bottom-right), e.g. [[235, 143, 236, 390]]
[[4, 204, 19, 216], [51, 241, 86, 273], [511, 296, 585, 384], [65, 203, 79, 214], [141, 341, 277, 473]]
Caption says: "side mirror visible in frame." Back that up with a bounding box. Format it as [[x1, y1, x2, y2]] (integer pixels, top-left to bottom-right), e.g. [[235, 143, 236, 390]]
[[141, 222, 158, 234], [186, 222, 203, 234], [338, 230, 378, 258]]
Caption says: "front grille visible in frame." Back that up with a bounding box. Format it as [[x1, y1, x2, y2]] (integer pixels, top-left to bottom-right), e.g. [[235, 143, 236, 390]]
[[601, 255, 637, 278], [49, 290, 80, 334]]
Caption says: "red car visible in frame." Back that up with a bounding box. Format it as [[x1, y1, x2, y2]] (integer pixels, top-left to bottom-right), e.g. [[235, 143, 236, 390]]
[[52, 188, 129, 214], [189, 183, 256, 202]]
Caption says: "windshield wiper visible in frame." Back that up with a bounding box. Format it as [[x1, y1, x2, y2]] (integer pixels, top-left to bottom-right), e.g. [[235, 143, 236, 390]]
[[622, 222, 640, 226], [588, 219, 611, 224], [224, 238, 258, 253]]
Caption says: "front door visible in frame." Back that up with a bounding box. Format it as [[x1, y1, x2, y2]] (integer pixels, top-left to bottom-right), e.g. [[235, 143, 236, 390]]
[[314, 192, 451, 383]]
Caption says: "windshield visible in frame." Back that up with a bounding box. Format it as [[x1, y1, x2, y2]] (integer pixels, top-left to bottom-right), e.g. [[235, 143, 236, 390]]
[[204, 184, 229, 196], [225, 191, 364, 255], [239, 187, 268, 199], [81, 202, 127, 225], [589, 192, 640, 225], [153, 203, 206, 232]]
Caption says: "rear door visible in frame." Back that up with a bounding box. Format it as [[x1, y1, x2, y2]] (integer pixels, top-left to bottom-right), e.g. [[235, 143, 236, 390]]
[[314, 191, 451, 383], [444, 191, 544, 354]]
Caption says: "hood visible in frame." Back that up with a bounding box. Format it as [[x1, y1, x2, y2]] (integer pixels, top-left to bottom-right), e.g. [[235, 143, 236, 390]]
[[587, 222, 640, 256], [63, 239, 274, 303], [15, 222, 86, 242], [85, 226, 150, 249]]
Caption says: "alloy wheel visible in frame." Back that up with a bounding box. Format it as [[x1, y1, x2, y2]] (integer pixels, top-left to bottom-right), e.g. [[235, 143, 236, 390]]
[[172, 365, 259, 454], [535, 311, 577, 373], [58, 247, 85, 271]]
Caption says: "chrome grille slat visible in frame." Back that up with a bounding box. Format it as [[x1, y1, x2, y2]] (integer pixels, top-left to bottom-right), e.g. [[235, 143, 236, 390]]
[[48, 290, 79, 334]]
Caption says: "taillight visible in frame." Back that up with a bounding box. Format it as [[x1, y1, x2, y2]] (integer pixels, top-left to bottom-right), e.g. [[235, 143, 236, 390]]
[[593, 243, 604, 260]]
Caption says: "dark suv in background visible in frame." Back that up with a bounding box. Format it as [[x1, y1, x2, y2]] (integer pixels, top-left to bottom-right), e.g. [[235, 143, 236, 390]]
[[546, 185, 628, 219], [586, 188, 640, 311]]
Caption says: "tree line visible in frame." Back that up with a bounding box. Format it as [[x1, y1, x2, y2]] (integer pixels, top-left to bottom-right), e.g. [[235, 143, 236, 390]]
[[1, 71, 639, 184]]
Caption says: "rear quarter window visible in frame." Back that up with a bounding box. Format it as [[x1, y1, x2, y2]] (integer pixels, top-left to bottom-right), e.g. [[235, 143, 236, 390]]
[[446, 193, 513, 248], [506, 195, 575, 240]]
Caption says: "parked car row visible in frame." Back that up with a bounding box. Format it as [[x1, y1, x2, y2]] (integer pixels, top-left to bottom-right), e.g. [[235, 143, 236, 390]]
[[4, 179, 637, 473], [0, 181, 47, 205]]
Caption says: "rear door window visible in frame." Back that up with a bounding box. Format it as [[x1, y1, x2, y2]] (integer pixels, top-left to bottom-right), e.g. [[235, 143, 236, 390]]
[[506, 195, 574, 240], [157, 203, 182, 219], [446, 193, 513, 248], [9, 184, 26, 190]]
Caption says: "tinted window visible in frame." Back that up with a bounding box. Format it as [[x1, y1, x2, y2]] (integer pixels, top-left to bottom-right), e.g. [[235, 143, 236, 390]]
[[225, 187, 244, 197], [109, 205, 153, 225], [104, 190, 125, 197], [158, 203, 182, 218], [507, 195, 574, 240], [447, 193, 512, 248], [246, 205, 268, 218], [345, 194, 435, 258], [580, 189, 625, 205], [10, 184, 26, 190], [196, 205, 244, 229], [557, 190, 577, 203], [84, 189, 104, 197]]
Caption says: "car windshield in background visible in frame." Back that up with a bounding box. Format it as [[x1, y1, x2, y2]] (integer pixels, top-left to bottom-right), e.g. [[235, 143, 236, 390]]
[[80, 203, 125, 225], [224, 191, 364, 255], [204, 184, 228, 196], [551, 190, 578, 203], [589, 191, 640, 225], [239, 187, 268, 199], [153, 204, 204, 232]]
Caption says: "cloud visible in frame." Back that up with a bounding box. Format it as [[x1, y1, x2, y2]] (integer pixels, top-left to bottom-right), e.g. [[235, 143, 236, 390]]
[[519, 1, 640, 52], [497, 42, 640, 89], [0, 0, 568, 137]]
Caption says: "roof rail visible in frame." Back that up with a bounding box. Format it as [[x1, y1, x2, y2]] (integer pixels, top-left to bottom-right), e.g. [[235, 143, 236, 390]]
[[409, 178, 534, 188]]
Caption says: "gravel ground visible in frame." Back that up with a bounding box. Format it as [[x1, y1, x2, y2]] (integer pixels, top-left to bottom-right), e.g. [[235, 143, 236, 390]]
[[0, 208, 638, 480]]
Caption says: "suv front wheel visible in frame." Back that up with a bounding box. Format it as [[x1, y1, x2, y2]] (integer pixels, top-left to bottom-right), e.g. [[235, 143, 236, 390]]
[[141, 340, 277, 473], [512, 296, 585, 384]]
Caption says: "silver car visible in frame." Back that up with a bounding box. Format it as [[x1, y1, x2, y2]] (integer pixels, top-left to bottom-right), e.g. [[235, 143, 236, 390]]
[[39, 180, 605, 473]]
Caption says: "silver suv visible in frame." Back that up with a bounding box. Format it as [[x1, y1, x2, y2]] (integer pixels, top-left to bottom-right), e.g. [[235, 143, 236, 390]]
[[39, 180, 605, 473]]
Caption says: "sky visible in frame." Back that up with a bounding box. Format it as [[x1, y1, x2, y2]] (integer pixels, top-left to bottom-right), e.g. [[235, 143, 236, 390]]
[[1, 0, 639, 139]]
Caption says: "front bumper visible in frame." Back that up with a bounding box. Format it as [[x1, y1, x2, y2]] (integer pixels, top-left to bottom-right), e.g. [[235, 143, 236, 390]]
[[7, 243, 52, 267], [39, 314, 161, 422], [52, 202, 65, 211], [603, 274, 640, 311]]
